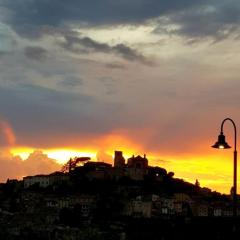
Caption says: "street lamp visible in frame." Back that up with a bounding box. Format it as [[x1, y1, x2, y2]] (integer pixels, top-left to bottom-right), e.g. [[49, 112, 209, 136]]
[[211, 118, 237, 218]]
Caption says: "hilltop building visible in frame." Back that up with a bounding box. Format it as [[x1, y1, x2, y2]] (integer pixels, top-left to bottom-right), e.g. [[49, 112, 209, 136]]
[[127, 154, 148, 169], [113, 151, 149, 181]]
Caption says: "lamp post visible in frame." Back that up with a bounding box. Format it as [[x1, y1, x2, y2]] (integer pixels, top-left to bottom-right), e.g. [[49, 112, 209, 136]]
[[212, 118, 237, 218]]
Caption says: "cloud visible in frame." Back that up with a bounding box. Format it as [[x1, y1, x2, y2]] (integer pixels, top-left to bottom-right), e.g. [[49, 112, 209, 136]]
[[0, 149, 60, 182], [0, 82, 128, 148], [24, 46, 48, 61], [16, 83, 91, 104], [105, 62, 126, 69], [98, 77, 118, 95], [1, 0, 240, 42], [0, 119, 16, 146], [0, 0, 209, 38], [113, 43, 148, 62], [0, 23, 17, 57], [96, 150, 113, 164], [153, 1, 240, 41], [59, 76, 83, 88], [60, 35, 149, 63], [23, 150, 60, 176]]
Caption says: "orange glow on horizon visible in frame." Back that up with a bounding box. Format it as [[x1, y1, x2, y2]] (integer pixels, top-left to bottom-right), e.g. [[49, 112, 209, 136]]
[[160, 153, 233, 193], [11, 147, 35, 160], [8, 133, 238, 194]]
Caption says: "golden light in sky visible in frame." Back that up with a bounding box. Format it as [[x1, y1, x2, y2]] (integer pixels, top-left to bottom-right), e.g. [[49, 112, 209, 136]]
[[46, 149, 97, 164], [11, 147, 97, 164], [8, 128, 238, 195], [11, 147, 35, 160], [9, 140, 238, 194]]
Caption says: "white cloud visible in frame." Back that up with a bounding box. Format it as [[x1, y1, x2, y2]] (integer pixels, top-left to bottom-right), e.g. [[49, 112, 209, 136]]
[[0, 148, 60, 182]]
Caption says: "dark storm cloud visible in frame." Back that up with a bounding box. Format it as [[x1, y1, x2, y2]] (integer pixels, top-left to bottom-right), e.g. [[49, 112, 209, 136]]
[[0, 0, 213, 38], [61, 35, 148, 63], [0, 0, 208, 27], [24, 46, 48, 61], [1, 0, 239, 41], [154, 1, 240, 40]]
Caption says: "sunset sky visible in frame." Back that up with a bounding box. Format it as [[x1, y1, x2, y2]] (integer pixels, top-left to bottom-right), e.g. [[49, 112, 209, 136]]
[[0, 0, 240, 193]]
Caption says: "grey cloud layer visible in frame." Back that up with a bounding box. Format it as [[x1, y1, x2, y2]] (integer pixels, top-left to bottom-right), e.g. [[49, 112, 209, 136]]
[[0, 0, 208, 29], [155, 1, 240, 40], [24, 46, 48, 61], [61, 35, 148, 63], [0, 79, 129, 147], [1, 0, 240, 40]]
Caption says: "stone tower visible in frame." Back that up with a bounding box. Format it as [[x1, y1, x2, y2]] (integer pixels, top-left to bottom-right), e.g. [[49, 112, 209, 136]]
[[114, 151, 125, 168]]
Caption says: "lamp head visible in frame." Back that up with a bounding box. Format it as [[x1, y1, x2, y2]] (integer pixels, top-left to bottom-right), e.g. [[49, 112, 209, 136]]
[[211, 132, 231, 149]]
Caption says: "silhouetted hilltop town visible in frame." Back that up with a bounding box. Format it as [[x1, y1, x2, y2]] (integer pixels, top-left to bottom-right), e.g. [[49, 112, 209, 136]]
[[0, 151, 239, 240]]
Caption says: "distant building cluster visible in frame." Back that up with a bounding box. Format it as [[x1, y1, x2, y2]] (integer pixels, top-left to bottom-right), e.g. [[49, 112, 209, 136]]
[[21, 151, 236, 219], [23, 172, 69, 188]]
